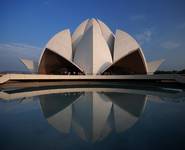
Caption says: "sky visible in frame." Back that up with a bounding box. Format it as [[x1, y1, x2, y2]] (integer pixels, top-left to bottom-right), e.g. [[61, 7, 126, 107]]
[[0, 0, 185, 71]]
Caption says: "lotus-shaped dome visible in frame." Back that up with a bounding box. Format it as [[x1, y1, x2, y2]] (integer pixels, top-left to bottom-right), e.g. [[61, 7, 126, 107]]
[[20, 18, 164, 75]]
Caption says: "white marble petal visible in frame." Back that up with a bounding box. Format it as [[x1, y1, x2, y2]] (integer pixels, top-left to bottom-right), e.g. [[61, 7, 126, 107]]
[[147, 59, 165, 74], [46, 29, 72, 61], [20, 58, 38, 73], [97, 19, 115, 56], [72, 19, 89, 51], [74, 19, 112, 75], [114, 29, 140, 62]]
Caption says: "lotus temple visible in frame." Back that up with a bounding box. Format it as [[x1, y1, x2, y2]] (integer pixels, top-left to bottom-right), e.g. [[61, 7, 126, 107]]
[[1, 18, 185, 85], [20, 18, 164, 75]]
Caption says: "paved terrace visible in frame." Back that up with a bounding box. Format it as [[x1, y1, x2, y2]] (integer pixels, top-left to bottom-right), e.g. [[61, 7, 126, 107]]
[[0, 74, 185, 84]]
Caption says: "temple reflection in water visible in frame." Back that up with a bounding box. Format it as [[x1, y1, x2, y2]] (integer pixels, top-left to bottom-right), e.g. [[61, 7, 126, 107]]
[[40, 91, 146, 142]]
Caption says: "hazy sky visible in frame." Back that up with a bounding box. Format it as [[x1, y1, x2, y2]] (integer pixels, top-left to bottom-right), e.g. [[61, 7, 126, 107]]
[[0, 0, 185, 71]]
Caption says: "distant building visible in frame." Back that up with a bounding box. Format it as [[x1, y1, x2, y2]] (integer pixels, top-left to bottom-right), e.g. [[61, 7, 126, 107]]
[[21, 18, 164, 75]]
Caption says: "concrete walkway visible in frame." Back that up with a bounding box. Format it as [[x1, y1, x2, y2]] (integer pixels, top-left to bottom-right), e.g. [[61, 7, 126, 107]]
[[0, 73, 185, 84]]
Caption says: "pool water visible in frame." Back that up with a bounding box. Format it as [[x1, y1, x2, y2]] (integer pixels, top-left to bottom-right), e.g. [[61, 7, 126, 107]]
[[0, 85, 185, 150]]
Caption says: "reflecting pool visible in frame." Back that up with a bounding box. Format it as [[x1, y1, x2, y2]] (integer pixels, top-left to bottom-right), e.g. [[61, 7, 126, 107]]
[[0, 84, 185, 150]]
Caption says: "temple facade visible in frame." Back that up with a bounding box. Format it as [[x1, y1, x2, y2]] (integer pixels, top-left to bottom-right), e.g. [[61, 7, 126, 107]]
[[21, 18, 164, 75]]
